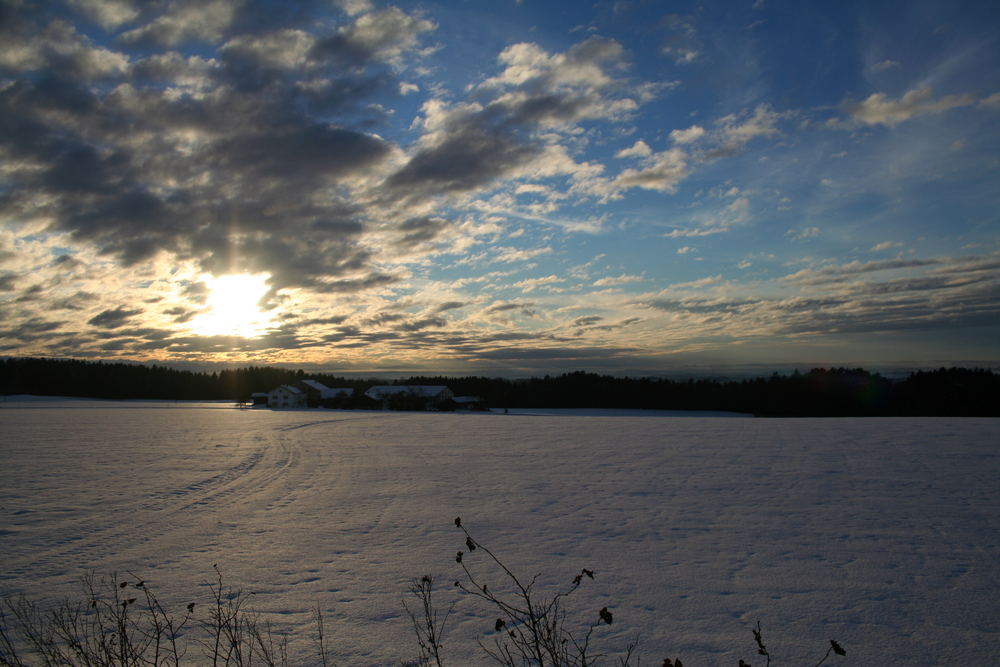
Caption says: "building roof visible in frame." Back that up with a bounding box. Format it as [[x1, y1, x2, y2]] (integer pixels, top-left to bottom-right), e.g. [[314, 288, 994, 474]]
[[301, 380, 354, 398], [365, 385, 450, 399], [301, 379, 328, 392], [269, 384, 303, 395]]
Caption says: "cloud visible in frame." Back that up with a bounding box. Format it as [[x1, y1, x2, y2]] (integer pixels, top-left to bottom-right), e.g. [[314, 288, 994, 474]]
[[2, 2, 997, 367], [311, 7, 436, 67], [706, 105, 784, 158], [311, 274, 401, 293], [0, 1, 432, 303], [979, 92, 1000, 109], [88, 306, 144, 329], [433, 301, 467, 313], [69, 0, 141, 29], [0, 15, 129, 78], [120, 0, 238, 47], [646, 297, 759, 314], [221, 29, 316, 69], [335, 0, 374, 17], [396, 216, 450, 248], [482, 37, 627, 96], [630, 253, 1000, 341], [593, 273, 643, 287], [842, 87, 976, 127], [783, 258, 943, 286], [385, 105, 541, 196], [469, 346, 636, 361], [663, 195, 749, 239], [387, 35, 639, 199], [669, 125, 704, 144], [870, 59, 900, 73], [665, 274, 724, 289], [484, 301, 537, 319], [0, 318, 68, 345], [397, 316, 447, 332], [615, 140, 652, 158], [663, 227, 728, 239], [659, 14, 700, 65], [493, 246, 553, 264], [611, 107, 783, 198], [786, 226, 821, 241], [614, 147, 689, 193], [513, 275, 563, 292]]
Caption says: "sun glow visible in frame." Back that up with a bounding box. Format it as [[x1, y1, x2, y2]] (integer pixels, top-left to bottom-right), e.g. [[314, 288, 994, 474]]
[[190, 273, 275, 338]]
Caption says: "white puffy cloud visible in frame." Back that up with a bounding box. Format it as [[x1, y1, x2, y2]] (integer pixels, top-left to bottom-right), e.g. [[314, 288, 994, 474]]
[[614, 147, 689, 193], [486, 37, 626, 91], [669, 125, 705, 144], [615, 140, 653, 159]]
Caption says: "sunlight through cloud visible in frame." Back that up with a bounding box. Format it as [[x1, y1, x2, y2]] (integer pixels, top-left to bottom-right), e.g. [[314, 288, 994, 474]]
[[190, 274, 275, 338]]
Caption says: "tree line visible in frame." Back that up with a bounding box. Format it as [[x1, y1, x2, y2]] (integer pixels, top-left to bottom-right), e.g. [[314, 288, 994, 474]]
[[1, 357, 998, 416]]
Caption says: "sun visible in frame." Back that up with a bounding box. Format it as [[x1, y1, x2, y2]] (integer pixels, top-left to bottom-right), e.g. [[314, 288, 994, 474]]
[[190, 274, 275, 337]]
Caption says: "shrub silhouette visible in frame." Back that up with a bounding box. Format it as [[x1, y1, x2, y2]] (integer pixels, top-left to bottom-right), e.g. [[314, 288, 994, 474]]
[[1, 520, 847, 666]]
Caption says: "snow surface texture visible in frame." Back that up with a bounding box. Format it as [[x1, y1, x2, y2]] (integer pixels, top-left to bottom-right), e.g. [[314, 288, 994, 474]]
[[1, 400, 998, 665]]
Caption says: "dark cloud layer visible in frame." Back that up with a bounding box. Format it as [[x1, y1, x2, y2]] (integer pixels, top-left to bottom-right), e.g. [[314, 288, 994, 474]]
[[0, 0, 421, 287], [87, 306, 144, 328]]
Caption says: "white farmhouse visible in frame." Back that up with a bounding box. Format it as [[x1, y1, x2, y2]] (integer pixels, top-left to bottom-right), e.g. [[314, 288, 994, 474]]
[[267, 384, 306, 408]]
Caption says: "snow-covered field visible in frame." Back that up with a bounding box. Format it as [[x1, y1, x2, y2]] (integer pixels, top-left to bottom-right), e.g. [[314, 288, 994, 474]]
[[1, 399, 998, 665]]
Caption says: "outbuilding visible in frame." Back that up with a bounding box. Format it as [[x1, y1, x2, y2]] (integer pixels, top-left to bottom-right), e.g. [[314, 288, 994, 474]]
[[300, 380, 355, 408], [364, 385, 453, 410], [267, 384, 306, 408]]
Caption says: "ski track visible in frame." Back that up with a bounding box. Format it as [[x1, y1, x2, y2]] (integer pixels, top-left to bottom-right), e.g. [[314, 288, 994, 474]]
[[0, 409, 384, 584]]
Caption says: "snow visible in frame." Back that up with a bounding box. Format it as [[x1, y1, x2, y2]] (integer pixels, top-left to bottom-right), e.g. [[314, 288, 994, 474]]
[[1, 400, 998, 665]]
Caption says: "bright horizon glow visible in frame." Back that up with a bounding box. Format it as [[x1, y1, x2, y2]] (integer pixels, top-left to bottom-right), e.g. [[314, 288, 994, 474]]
[[189, 274, 274, 338]]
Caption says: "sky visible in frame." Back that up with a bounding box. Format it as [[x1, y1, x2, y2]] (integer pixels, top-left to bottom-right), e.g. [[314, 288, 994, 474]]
[[1, 0, 999, 376]]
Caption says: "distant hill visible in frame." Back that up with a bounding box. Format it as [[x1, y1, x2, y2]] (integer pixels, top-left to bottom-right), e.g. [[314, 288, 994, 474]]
[[1, 358, 998, 417]]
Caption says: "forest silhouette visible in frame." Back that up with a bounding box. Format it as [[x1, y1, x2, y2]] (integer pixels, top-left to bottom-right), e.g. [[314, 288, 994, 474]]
[[1, 357, 998, 416]]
